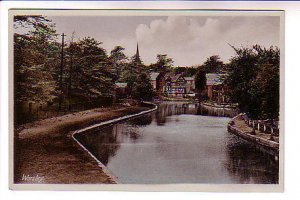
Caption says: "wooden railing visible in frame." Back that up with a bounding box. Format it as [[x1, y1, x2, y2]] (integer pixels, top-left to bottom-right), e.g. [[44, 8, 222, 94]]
[[240, 113, 279, 136]]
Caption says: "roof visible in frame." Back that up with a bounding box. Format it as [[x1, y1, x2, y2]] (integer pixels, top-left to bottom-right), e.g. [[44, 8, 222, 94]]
[[206, 73, 225, 86], [184, 77, 194, 81], [150, 72, 160, 81], [165, 73, 185, 82], [115, 82, 128, 88], [173, 74, 183, 81]]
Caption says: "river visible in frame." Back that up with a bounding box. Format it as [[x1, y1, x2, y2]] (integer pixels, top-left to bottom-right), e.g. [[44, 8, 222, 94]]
[[75, 102, 279, 184]]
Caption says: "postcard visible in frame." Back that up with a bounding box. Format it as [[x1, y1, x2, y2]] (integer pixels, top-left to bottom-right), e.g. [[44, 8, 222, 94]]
[[9, 9, 284, 192]]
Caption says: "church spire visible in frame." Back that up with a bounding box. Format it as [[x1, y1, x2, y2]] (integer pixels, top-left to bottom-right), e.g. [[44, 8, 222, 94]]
[[135, 42, 141, 64]]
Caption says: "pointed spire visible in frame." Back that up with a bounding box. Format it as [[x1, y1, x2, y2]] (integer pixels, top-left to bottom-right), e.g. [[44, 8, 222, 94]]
[[135, 42, 141, 64]]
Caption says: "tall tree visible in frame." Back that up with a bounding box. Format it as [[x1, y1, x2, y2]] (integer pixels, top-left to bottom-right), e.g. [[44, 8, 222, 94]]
[[200, 55, 224, 73], [150, 54, 174, 73], [109, 46, 127, 81], [225, 45, 280, 119], [14, 16, 58, 106], [122, 54, 153, 100], [194, 69, 207, 101], [69, 37, 115, 101]]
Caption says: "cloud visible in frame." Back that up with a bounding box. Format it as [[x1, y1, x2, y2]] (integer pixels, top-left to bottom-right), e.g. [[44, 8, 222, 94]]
[[135, 16, 280, 66]]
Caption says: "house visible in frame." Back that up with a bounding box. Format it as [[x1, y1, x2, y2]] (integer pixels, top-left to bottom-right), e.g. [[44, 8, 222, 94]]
[[165, 73, 187, 97], [184, 76, 195, 93], [149, 71, 166, 94], [150, 72, 196, 98], [206, 73, 228, 103], [115, 82, 128, 98], [150, 72, 160, 90]]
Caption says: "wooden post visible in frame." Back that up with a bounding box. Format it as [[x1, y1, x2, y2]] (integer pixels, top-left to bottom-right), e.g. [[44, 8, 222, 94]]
[[58, 33, 66, 111]]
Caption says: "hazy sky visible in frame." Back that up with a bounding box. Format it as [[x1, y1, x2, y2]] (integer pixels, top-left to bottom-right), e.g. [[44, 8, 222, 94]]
[[47, 15, 280, 66]]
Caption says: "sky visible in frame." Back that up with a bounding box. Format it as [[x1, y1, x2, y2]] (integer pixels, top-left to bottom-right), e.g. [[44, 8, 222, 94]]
[[45, 15, 280, 66]]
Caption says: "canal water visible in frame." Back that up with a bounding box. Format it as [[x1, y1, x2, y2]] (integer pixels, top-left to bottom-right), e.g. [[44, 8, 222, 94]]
[[76, 102, 278, 184]]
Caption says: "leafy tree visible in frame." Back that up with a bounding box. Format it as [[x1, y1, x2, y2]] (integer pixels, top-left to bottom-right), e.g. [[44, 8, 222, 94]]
[[194, 69, 207, 101], [225, 45, 280, 119], [14, 16, 58, 105], [121, 55, 153, 100], [173, 66, 197, 76], [68, 37, 115, 101], [200, 55, 224, 73], [109, 46, 128, 81], [150, 54, 174, 73]]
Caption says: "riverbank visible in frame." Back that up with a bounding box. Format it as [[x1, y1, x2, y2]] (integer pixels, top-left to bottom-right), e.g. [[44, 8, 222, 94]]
[[198, 101, 239, 118], [14, 103, 155, 184], [227, 114, 279, 155]]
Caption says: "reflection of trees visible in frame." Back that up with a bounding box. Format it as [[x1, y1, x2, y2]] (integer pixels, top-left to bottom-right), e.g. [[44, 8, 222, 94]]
[[121, 124, 142, 142], [224, 137, 279, 184], [76, 126, 121, 166], [197, 105, 237, 117], [155, 103, 198, 125], [129, 114, 152, 126]]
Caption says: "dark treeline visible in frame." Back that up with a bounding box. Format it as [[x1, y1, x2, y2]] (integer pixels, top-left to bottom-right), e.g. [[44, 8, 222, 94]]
[[193, 46, 280, 120], [14, 16, 154, 123]]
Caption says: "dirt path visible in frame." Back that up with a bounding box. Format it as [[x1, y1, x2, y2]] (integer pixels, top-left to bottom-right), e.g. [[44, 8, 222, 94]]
[[14, 105, 149, 184], [228, 115, 279, 154]]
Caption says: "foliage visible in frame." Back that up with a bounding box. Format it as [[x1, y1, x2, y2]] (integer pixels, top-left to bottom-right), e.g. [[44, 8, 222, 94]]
[[173, 67, 197, 77], [109, 46, 128, 81], [14, 16, 58, 105], [194, 69, 207, 100], [65, 37, 115, 101], [199, 55, 224, 73], [225, 45, 280, 119], [149, 54, 174, 73], [122, 57, 153, 100]]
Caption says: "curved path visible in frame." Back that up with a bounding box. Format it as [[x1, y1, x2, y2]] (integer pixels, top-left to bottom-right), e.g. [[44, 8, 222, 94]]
[[14, 104, 153, 184]]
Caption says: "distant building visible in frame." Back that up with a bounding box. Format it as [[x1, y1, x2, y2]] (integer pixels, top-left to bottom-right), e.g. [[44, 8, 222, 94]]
[[206, 73, 228, 103], [165, 73, 187, 97], [150, 72, 196, 97], [184, 76, 195, 93], [150, 72, 160, 90], [115, 82, 128, 98]]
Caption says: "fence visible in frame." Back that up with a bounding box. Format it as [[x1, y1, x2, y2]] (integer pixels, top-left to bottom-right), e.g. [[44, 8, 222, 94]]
[[240, 113, 279, 136]]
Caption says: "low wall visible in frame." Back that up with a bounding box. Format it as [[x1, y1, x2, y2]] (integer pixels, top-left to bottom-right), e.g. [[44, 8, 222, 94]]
[[227, 114, 279, 156], [198, 102, 239, 118], [71, 102, 158, 183]]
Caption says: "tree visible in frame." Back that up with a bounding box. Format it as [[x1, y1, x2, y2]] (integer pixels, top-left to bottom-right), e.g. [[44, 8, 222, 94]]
[[109, 46, 128, 81], [200, 55, 224, 73], [14, 16, 58, 105], [173, 66, 197, 76], [194, 69, 207, 101], [150, 54, 174, 73], [225, 45, 280, 119], [69, 37, 115, 101], [121, 54, 153, 100]]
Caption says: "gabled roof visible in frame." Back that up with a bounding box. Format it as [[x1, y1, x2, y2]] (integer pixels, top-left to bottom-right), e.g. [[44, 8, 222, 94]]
[[173, 74, 183, 81], [150, 72, 160, 81], [206, 73, 225, 86], [165, 73, 185, 82], [184, 77, 194, 81]]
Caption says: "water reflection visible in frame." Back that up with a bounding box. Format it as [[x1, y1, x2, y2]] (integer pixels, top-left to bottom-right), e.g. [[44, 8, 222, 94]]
[[224, 136, 279, 184], [155, 102, 198, 125], [76, 126, 121, 166], [197, 104, 239, 118], [75, 102, 278, 184]]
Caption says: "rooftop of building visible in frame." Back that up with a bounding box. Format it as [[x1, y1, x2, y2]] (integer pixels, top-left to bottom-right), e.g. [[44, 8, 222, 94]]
[[206, 73, 226, 86]]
